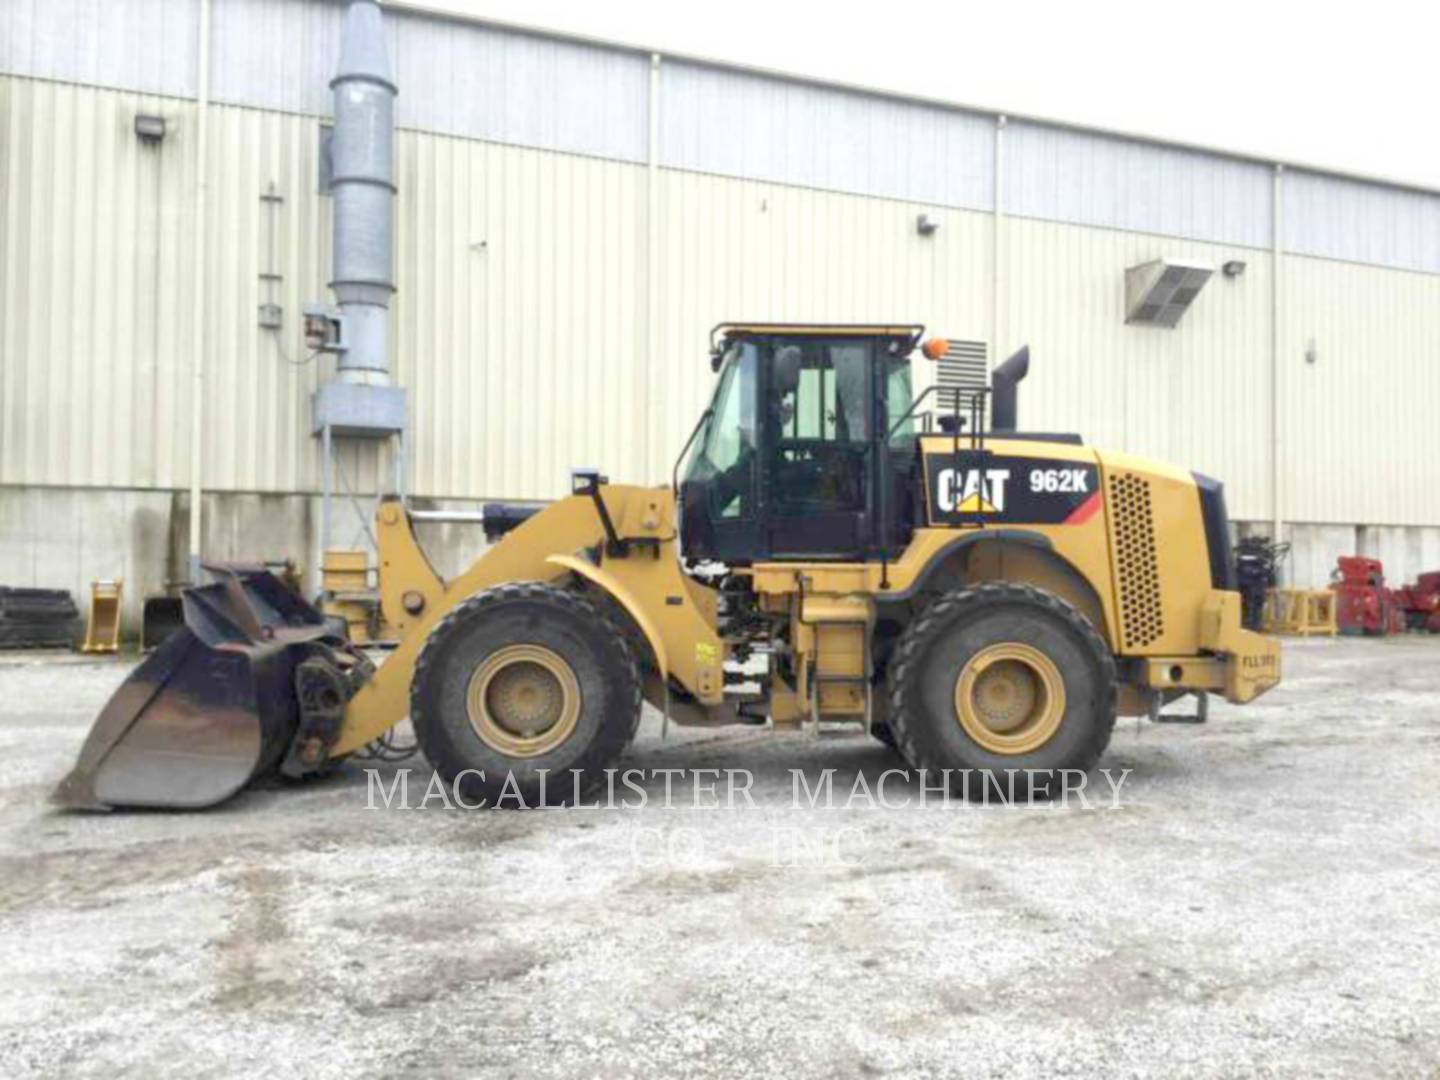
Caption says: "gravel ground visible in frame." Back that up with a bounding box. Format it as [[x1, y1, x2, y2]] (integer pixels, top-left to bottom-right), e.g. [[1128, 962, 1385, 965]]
[[1, 637, 1438, 1078]]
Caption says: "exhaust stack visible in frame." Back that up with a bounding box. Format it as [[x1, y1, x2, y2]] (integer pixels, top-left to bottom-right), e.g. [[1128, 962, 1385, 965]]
[[991, 346, 1029, 432]]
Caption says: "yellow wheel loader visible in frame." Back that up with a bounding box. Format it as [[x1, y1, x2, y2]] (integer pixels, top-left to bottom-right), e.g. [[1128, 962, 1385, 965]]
[[54, 325, 1281, 810]]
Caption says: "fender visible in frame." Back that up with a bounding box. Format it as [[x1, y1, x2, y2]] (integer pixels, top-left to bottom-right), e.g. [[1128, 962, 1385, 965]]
[[878, 528, 1112, 646], [546, 554, 670, 679], [878, 529, 1055, 602]]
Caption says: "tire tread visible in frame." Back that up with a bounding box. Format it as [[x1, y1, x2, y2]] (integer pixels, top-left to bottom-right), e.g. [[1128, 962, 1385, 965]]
[[409, 581, 642, 803], [886, 582, 1117, 781]]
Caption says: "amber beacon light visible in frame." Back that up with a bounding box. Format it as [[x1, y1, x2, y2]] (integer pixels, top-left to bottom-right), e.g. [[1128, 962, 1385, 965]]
[[921, 337, 950, 361]]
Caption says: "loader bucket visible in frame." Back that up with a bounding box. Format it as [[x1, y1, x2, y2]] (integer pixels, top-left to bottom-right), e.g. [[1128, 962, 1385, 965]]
[[140, 594, 185, 651], [53, 566, 354, 811]]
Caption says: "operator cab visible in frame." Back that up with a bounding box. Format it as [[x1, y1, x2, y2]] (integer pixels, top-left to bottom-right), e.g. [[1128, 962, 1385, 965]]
[[679, 324, 925, 565]]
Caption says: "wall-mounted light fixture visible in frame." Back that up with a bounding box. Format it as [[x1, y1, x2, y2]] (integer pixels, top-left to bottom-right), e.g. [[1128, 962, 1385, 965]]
[[916, 211, 942, 236], [134, 114, 167, 143], [1222, 259, 1247, 278]]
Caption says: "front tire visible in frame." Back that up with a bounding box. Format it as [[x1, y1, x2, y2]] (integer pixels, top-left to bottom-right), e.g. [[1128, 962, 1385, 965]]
[[888, 583, 1116, 800], [410, 583, 641, 807]]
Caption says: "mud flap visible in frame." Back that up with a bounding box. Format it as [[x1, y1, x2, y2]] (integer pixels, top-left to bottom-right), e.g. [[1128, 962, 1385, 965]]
[[53, 565, 366, 811]]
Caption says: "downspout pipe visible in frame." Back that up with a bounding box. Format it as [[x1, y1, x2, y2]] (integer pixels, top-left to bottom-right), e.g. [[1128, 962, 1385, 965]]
[[187, 0, 211, 583], [1271, 164, 1284, 557], [644, 52, 660, 479], [992, 114, 1006, 369]]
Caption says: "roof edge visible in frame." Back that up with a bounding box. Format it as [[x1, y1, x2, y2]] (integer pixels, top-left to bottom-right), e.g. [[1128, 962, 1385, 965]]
[[382, 0, 1440, 199]]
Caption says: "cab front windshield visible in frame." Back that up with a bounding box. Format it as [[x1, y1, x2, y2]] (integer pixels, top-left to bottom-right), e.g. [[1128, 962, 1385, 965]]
[[682, 342, 758, 518], [885, 353, 914, 444]]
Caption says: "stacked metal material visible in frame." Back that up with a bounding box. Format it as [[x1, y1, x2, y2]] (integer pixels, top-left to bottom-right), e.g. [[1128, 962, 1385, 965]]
[[0, 587, 79, 648]]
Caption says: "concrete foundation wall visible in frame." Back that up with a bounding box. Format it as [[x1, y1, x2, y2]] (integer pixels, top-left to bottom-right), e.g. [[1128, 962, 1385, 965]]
[[0, 485, 499, 640], [0, 487, 176, 637]]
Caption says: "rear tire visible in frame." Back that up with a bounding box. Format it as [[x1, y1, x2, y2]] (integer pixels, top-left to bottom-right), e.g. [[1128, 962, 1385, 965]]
[[410, 583, 641, 807], [888, 583, 1115, 800]]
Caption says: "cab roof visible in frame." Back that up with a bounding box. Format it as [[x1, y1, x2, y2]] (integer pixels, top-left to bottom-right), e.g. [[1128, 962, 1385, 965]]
[[711, 322, 925, 354]]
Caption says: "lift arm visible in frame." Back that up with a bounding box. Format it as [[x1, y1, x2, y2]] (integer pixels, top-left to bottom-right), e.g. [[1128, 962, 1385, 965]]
[[332, 487, 725, 755]]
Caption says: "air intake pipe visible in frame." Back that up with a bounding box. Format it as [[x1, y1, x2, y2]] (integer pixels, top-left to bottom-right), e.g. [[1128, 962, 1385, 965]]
[[990, 346, 1029, 432]]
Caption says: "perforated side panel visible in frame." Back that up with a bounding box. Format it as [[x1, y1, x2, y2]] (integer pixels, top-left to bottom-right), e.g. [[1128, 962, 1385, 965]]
[[1109, 473, 1163, 649]]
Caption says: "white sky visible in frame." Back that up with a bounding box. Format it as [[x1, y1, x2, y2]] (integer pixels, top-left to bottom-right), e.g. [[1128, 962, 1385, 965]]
[[405, 0, 1440, 190]]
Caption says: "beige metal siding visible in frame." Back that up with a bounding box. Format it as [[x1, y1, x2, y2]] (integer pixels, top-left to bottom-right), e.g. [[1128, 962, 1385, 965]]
[[650, 171, 993, 468], [1281, 255, 1440, 526], [0, 80, 382, 496], [5, 75, 1440, 529], [197, 104, 651, 500], [1, 79, 992, 500], [398, 133, 647, 499], [6, 0, 1440, 284], [0, 78, 650, 501], [1002, 216, 1274, 520], [0, 77, 196, 490]]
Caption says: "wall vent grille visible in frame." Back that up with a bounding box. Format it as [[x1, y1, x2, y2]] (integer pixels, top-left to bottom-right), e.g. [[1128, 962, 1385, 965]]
[[1125, 259, 1213, 328]]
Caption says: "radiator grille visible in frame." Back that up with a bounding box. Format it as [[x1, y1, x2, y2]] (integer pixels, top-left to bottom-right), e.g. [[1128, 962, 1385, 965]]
[[1109, 472, 1163, 648]]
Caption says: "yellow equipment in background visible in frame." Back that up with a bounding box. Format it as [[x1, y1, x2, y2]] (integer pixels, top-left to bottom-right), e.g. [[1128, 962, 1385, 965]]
[[79, 580, 122, 654], [321, 549, 395, 645], [55, 326, 1281, 811], [1263, 589, 1339, 637]]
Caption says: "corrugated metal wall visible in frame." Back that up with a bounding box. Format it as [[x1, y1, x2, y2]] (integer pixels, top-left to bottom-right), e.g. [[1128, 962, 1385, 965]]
[[651, 171, 993, 465], [208, 0, 341, 117], [0, 77, 649, 500], [1005, 121, 1273, 248], [1002, 216, 1275, 521], [1281, 255, 1440, 524], [0, 0, 198, 98], [398, 133, 648, 498], [0, 78, 196, 490], [211, 0, 650, 162], [1284, 170, 1440, 273], [4, 0, 1440, 529], [660, 61, 993, 211]]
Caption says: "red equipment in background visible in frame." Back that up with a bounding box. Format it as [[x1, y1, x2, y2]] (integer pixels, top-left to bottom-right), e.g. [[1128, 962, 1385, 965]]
[[1331, 557, 1406, 636], [1392, 571, 1440, 633]]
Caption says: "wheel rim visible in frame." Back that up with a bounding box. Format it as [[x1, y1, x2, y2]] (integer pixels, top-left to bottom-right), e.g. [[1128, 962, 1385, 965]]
[[953, 643, 1066, 755], [465, 644, 580, 758]]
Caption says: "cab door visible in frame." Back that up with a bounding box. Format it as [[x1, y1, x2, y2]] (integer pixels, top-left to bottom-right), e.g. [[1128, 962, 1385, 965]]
[[763, 338, 875, 558]]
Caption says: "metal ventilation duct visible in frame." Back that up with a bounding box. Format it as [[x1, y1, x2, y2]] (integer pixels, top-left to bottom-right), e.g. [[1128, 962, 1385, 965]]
[[330, 0, 394, 385], [311, 0, 406, 437], [1125, 259, 1214, 328]]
